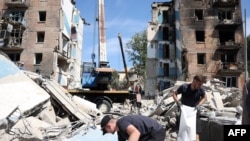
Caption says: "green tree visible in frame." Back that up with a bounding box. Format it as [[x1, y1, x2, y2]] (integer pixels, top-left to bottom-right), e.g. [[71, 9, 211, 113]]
[[125, 30, 147, 79], [110, 71, 128, 90]]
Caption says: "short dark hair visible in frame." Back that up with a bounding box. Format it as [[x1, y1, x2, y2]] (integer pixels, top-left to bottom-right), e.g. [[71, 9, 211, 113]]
[[101, 115, 113, 135], [193, 74, 205, 83]]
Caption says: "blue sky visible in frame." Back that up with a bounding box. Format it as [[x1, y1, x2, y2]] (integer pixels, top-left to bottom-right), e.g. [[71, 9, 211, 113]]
[[75, 0, 250, 71]]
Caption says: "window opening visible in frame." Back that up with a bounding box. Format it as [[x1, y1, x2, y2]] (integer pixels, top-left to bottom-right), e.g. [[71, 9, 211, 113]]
[[163, 44, 170, 58], [162, 27, 169, 41], [35, 53, 42, 64], [195, 9, 203, 21], [162, 10, 168, 23], [8, 53, 20, 62], [39, 11, 46, 22], [219, 31, 234, 45], [37, 32, 45, 42], [222, 76, 237, 87], [197, 53, 206, 64], [195, 30, 205, 42], [163, 63, 169, 76]]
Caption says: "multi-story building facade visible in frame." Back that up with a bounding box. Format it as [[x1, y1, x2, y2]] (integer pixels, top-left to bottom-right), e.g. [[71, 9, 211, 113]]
[[0, 0, 83, 89], [146, 0, 245, 97], [146, 1, 177, 96]]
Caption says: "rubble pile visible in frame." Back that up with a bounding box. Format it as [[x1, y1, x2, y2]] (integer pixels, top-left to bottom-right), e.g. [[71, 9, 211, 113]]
[[0, 54, 103, 141], [0, 53, 244, 141], [110, 80, 243, 141]]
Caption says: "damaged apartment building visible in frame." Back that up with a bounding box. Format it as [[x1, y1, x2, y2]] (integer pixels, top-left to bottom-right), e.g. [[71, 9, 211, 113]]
[[146, 0, 245, 97], [0, 0, 83, 89]]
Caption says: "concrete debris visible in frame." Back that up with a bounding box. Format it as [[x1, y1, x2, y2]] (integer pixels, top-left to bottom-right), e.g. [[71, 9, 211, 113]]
[[0, 53, 243, 141], [109, 79, 243, 141], [0, 54, 105, 140]]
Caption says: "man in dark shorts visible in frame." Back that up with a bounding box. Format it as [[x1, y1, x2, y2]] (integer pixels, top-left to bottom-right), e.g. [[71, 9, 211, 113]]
[[100, 114, 166, 141], [172, 74, 207, 141]]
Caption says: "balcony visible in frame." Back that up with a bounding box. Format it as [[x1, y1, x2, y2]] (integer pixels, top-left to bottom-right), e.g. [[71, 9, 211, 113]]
[[214, 18, 242, 29], [211, 0, 239, 8], [217, 41, 242, 50], [5, 0, 29, 8], [217, 62, 244, 74], [0, 29, 23, 50]]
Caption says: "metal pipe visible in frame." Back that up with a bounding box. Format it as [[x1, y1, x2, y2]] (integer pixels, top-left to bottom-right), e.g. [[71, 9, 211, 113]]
[[244, 9, 248, 80]]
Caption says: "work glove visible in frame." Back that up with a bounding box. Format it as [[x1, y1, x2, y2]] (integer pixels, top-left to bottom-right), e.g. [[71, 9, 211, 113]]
[[177, 101, 182, 109]]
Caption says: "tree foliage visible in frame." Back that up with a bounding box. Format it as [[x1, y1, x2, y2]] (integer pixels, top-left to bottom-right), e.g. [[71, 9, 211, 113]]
[[125, 30, 147, 78]]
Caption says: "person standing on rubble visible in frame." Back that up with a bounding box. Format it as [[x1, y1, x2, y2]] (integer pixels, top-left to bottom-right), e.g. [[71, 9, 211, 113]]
[[172, 74, 207, 141], [100, 114, 166, 141], [133, 81, 142, 114]]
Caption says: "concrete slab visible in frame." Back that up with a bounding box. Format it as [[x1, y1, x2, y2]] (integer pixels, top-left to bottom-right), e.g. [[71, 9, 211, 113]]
[[0, 56, 50, 119], [42, 79, 92, 123]]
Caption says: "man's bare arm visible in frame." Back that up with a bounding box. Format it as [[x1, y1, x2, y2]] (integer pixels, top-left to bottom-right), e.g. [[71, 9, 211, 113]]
[[172, 91, 179, 103], [126, 124, 140, 141], [198, 94, 207, 106]]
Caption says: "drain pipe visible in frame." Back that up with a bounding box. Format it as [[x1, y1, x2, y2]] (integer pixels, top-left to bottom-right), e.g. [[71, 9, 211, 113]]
[[244, 9, 248, 81]]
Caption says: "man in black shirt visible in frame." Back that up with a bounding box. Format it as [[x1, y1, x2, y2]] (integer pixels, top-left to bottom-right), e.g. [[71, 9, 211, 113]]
[[100, 114, 166, 141], [173, 74, 207, 141]]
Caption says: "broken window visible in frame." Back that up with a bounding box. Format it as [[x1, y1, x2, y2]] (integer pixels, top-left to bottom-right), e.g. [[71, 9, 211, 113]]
[[8, 11, 25, 23], [162, 10, 168, 23], [219, 30, 234, 45], [63, 37, 69, 56], [195, 30, 205, 42], [197, 53, 206, 64], [37, 32, 45, 43], [163, 44, 170, 59], [222, 76, 237, 87], [39, 11, 46, 22], [221, 53, 236, 63], [162, 27, 169, 41], [8, 53, 20, 62], [220, 52, 236, 69], [10, 29, 22, 45], [195, 9, 203, 21], [35, 53, 42, 64], [163, 63, 169, 76], [218, 10, 232, 21]]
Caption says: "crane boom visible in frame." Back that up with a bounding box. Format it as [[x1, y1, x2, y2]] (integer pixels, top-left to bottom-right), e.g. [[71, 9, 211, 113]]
[[118, 33, 130, 88], [69, 0, 133, 113], [98, 0, 108, 67]]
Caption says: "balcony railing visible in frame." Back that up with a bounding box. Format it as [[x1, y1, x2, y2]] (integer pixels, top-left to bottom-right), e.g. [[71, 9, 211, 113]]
[[218, 62, 244, 71], [211, 0, 239, 8], [5, 0, 29, 8], [217, 41, 242, 50], [214, 18, 242, 29], [0, 30, 23, 48]]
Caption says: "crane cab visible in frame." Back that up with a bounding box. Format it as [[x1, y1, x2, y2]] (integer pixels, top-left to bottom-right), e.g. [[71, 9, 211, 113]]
[[81, 62, 115, 90]]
